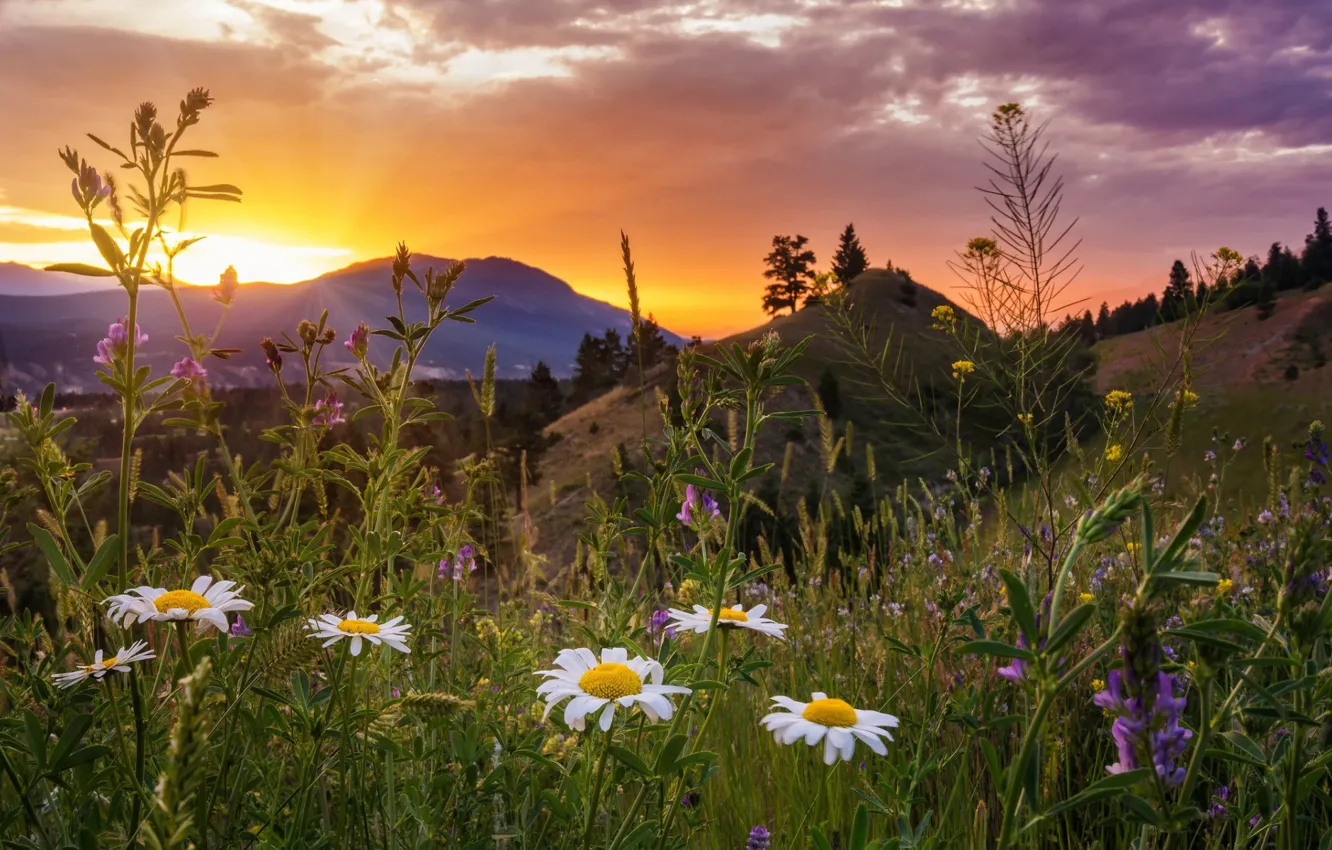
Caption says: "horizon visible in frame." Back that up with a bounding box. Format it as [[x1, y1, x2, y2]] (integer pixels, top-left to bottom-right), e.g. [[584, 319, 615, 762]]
[[2, 1, 1330, 337]]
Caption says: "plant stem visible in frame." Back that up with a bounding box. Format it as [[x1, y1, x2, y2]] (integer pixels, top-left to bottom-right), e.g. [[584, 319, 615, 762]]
[[582, 728, 615, 850]]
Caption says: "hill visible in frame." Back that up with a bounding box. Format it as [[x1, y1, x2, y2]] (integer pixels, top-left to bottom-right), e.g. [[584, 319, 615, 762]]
[[0, 261, 122, 296], [0, 256, 682, 393], [524, 270, 972, 569]]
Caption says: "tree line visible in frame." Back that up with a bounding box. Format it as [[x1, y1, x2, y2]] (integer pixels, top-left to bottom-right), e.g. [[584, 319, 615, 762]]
[[1071, 206, 1332, 339]]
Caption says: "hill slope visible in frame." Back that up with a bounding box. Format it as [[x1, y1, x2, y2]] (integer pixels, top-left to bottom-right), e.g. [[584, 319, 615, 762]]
[[525, 270, 971, 567], [0, 256, 681, 393]]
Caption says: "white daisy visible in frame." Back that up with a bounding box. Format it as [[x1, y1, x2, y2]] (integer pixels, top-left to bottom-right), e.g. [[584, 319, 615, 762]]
[[761, 692, 899, 765], [665, 603, 788, 639], [104, 575, 253, 632], [307, 610, 412, 656], [52, 640, 155, 689], [535, 647, 691, 732]]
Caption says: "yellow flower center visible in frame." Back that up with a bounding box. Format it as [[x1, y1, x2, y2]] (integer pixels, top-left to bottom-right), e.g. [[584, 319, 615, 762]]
[[338, 618, 381, 635], [802, 697, 858, 727], [578, 662, 643, 700], [102, 656, 119, 668], [154, 590, 210, 615], [717, 608, 749, 623]]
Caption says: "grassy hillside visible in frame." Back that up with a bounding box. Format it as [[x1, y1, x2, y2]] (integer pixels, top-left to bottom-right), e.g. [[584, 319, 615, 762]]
[[525, 270, 973, 569], [1088, 288, 1332, 513]]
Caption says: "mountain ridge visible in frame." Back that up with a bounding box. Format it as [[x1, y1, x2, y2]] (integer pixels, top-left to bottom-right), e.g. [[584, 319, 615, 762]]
[[0, 254, 682, 392]]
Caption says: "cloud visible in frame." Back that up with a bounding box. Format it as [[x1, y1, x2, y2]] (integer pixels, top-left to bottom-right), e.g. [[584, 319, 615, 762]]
[[0, 0, 1329, 335]]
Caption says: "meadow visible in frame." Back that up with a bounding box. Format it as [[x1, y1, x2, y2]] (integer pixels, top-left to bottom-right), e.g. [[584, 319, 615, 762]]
[[3, 91, 1332, 850]]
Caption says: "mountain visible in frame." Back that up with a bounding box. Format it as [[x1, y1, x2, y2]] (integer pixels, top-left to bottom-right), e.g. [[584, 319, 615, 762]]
[[0, 262, 122, 296], [0, 256, 681, 393]]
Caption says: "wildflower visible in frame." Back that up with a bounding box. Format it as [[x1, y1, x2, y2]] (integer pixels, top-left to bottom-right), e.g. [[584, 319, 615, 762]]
[[214, 265, 239, 305], [260, 337, 282, 373], [760, 692, 899, 765], [170, 357, 207, 381], [1092, 678, 1106, 692], [229, 614, 251, 638], [1233, 438, 1246, 452], [1216, 578, 1234, 596], [1104, 390, 1134, 412], [665, 603, 788, 639], [312, 389, 345, 426], [534, 647, 691, 731], [1173, 390, 1199, 408], [951, 360, 975, 381], [1105, 444, 1124, 464], [1017, 413, 1033, 426], [104, 575, 252, 632], [307, 610, 412, 656], [645, 609, 675, 641], [52, 640, 154, 689], [438, 548, 477, 582], [997, 593, 1052, 683], [677, 481, 721, 528], [71, 158, 111, 212], [1257, 510, 1274, 525], [94, 318, 148, 367], [345, 322, 370, 358], [1094, 668, 1192, 784], [747, 826, 771, 850], [930, 304, 956, 331], [1079, 592, 1094, 604]]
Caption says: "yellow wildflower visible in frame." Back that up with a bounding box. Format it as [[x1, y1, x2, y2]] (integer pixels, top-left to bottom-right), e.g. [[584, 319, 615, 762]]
[[1092, 678, 1106, 692], [1126, 542, 1141, 556], [677, 578, 701, 604], [1216, 578, 1234, 596], [1018, 413, 1033, 426], [1079, 592, 1094, 604], [952, 360, 976, 381], [931, 305, 956, 331], [1105, 444, 1124, 463], [1103, 390, 1134, 412]]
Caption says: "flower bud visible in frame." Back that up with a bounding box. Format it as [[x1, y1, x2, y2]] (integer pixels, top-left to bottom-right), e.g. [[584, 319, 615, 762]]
[[345, 322, 369, 358]]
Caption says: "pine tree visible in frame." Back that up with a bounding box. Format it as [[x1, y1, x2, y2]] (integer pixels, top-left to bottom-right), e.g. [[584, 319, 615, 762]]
[[761, 234, 817, 316], [1095, 302, 1111, 337], [525, 361, 564, 427], [1163, 259, 1192, 321], [830, 223, 869, 285], [1263, 242, 1303, 292], [625, 313, 673, 376], [1302, 207, 1332, 289]]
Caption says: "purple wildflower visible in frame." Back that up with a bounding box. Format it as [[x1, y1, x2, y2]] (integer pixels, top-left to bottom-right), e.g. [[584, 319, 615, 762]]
[[94, 318, 147, 367], [229, 614, 251, 638], [1208, 785, 1231, 819], [260, 337, 282, 373], [746, 826, 771, 850], [392, 687, 401, 699], [1258, 510, 1274, 525], [170, 357, 207, 381], [71, 159, 111, 210], [676, 479, 721, 528], [312, 389, 345, 426], [345, 322, 370, 358], [997, 593, 1052, 683], [214, 265, 239, 305]]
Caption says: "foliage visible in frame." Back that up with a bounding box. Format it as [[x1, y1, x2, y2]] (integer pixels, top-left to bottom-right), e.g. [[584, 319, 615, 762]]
[[761, 235, 818, 317]]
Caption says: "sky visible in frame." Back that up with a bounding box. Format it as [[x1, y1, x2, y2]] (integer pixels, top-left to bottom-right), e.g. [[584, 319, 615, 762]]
[[0, 0, 1329, 338]]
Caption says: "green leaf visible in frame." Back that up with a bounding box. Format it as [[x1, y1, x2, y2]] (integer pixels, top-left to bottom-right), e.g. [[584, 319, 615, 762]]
[[958, 640, 1034, 661], [999, 570, 1038, 641], [849, 803, 869, 850], [44, 262, 117, 277], [48, 714, 92, 773], [609, 746, 652, 778], [28, 523, 76, 585], [676, 473, 724, 490], [811, 825, 833, 850], [187, 183, 243, 195], [1153, 571, 1220, 586], [653, 734, 688, 774], [1044, 603, 1095, 656], [90, 223, 125, 271], [1042, 768, 1150, 818], [80, 534, 120, 590], [619, 820, 659, 849]]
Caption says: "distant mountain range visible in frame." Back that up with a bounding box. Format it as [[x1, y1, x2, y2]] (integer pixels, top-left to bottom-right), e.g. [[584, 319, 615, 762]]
[[0, 256, 681, 393]]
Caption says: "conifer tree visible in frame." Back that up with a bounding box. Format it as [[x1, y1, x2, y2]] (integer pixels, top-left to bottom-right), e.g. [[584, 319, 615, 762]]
[[830, 223, 870, 285], [761, 234, 817, 316]]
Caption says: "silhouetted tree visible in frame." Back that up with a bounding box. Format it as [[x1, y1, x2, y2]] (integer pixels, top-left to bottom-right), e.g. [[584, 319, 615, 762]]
[[1303, 207, 1332, 289], [625, 313, 674, 378], [525, 360, 563, 427], [1162, 259, 1192, 321], [570, 329, 628, 404], [761, 234, 817, 316], [831, 223, 869, 285], [1263, 242, 1303, 292], [1095, 302, 1111, 337]]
